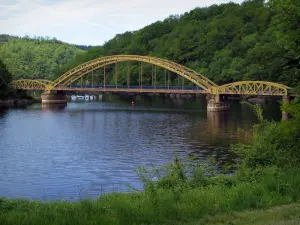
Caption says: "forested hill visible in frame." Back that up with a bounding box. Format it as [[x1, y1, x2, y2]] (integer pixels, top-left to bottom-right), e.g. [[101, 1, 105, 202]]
[[0, 35, 85, 80], [57, 0, 300, 87]]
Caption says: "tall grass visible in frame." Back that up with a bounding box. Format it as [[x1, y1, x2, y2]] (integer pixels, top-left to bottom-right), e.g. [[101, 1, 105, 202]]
[[1, 160, 300, 225]]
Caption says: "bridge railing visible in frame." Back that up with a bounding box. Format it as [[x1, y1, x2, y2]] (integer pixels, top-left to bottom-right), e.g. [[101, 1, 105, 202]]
[[56, 84, 204, 91]]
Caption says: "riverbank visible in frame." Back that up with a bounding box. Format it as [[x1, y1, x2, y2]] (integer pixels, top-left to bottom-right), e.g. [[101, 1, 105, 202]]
[[1, 164, 300, 225], [0, 98, 40, 108], [191, 203, 300, 225]]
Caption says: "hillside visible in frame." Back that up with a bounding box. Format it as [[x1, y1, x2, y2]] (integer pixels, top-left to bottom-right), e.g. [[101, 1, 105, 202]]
[[57, 0, 300, 87], [0, 35, 85, 80]]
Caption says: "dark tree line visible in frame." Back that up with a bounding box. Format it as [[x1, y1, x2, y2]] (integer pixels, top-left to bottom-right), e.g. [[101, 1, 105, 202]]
[[0, 59, 13, 99]]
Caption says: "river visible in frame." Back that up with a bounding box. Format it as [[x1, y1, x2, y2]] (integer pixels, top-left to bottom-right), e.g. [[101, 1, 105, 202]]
[[0, 95, 282, 200]]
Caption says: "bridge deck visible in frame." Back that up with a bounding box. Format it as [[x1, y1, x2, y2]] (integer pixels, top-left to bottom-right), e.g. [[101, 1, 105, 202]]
[[52, 87, 207, 94]]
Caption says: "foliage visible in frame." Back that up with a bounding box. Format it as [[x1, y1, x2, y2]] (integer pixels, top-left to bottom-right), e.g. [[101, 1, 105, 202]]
[[0, 58, 13, 99], [282, 86, 300, 120], [0, 35, 84, 80], [74, 44, 93, 51], [231, 99, 300, 169], [55, 0, 300, 87]]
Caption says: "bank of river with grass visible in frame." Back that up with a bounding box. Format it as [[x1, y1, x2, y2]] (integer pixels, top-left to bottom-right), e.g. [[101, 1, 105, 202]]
[[0, 98, 39, 108], [1, 161, 300, 225]]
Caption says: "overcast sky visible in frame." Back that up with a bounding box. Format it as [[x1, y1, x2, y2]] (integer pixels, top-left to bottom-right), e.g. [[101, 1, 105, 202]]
[[0, 0, 244, 46]]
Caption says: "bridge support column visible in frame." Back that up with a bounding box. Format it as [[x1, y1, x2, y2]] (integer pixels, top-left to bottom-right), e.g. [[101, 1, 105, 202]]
[[281, 95, 291, 121], [207, 94, 230, 112], [41, 91, 68, 104]]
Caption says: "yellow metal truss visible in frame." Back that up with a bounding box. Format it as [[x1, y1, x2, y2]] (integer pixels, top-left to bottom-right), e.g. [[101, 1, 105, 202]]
[[10, 55, 292, 97], [45, 55, 218, 92], [10, 79, 54, 90], [215, 81, 290, 96]]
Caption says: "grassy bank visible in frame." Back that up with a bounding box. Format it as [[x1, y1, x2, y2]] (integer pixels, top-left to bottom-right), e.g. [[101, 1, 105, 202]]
[[1, 202, 300, 225], [1, 99, 300, 225], [189, 203, 300, 225], [1, 164, 300, 225]]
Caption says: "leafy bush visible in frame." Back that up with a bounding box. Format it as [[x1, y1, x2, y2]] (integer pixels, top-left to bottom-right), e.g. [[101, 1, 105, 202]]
[[231, 100, 300, 168]]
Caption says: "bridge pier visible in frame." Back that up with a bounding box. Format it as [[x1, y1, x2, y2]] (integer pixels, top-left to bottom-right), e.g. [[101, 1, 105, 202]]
[[281, 96, 291, 121], [41, 91, 68, 104], [207, 94, 230, 112]]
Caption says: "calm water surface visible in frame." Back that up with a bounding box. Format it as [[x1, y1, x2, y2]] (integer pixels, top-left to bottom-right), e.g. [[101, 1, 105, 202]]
[[0, 96, 281, 200]]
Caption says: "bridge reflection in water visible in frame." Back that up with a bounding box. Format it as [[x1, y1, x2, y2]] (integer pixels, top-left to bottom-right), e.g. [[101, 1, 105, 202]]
[[42, 103, 67, 111], [207, 111, 229, 135]]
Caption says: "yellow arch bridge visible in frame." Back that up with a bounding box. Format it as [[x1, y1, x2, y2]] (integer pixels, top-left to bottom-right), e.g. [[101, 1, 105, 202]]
[[9, 55, 293, 111]]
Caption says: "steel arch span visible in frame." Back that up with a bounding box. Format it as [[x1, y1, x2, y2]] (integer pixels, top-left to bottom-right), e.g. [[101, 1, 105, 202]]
[[10, 79, 54, 90], [9, 55, 293, 97], [215, 81, 290, 96], [45, 55, 218, 92]]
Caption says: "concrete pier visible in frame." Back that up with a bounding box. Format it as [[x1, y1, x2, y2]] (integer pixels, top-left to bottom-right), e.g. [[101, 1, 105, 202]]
[[41, 91, 68, 104], [207, 94, 230, 112]]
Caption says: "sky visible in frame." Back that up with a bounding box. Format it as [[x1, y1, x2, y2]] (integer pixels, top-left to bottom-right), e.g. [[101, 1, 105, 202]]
[[0, 0, 244, 46]]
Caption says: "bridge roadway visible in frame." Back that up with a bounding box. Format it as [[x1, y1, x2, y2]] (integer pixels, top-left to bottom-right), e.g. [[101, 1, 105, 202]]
[[52, 85, 206, 94], [52, 85, 294, 96]]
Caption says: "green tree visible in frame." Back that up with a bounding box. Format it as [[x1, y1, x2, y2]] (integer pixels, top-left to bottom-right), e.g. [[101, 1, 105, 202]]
[[0, 59, 12, 99], [0, 35, 84, 80]]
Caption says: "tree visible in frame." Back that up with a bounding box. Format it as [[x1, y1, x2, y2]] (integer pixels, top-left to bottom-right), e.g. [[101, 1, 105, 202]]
[[0, 35, 83, 80], [0, 59, 12, 99]]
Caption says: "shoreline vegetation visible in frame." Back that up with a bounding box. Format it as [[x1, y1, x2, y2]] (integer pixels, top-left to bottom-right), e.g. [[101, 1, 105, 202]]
[[1, 98, 300, 224], [0, 98, 40, 108], [0, 57, 39, 108]]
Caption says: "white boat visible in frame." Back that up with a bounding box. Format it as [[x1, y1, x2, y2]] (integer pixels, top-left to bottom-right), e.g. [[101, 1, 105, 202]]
[[90, 95, 96, 100], [85, 95, 90, 101], [71, 95, 77, 101], [77, 95, 84, 100]]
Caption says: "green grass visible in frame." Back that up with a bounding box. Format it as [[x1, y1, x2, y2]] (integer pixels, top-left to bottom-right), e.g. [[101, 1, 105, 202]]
[[187, 203, 300, 225], [1, 166, 300, 225]]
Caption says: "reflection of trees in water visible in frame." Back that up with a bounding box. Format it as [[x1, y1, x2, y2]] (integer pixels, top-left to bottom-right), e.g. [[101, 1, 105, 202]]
[[0, 108, 7, 117], [184, 110, 257, 167], [103, 93, 207, 110], [187, 112, 234, 166], [207, 111, 228, 135]]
